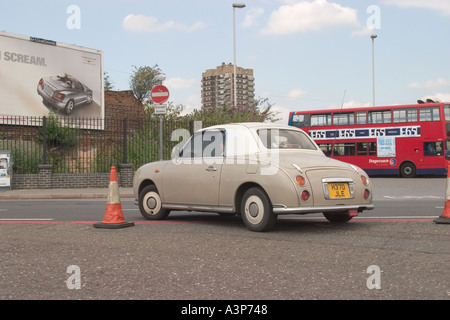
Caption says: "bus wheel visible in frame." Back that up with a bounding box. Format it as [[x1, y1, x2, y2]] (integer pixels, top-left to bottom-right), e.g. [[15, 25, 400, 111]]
[[400, 162, 416, 178]]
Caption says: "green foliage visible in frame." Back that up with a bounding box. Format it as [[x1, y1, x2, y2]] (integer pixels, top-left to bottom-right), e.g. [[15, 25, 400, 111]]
[[104, 72, 114, 90], [185, 97, 280, 125], [39, 112, 79, 149], [130, 65, 164, 103], [0, 140, 43, 174]]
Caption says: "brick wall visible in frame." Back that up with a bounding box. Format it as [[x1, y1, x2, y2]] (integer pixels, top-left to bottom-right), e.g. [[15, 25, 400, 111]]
[[12, 164, 133, 189], [105, 90, 145, 123]]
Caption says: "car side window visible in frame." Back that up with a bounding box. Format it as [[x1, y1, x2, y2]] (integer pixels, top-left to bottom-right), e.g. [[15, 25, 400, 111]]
[[180, 129, 225, 158]]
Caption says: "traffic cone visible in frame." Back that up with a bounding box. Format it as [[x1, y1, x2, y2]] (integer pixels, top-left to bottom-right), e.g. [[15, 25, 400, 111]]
[[94, 166, 135, 229], [434, 162, 450, 224]]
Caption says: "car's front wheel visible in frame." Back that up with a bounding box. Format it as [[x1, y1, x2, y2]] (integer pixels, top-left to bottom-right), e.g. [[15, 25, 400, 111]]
[[323, 211, 353, 223], [138, 185, 170, 220], [241, 187, 277, 232]]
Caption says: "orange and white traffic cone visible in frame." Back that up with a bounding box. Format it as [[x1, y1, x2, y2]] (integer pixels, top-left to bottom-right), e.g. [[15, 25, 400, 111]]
[[434, 162, 450, 224], [94, 166, 135, 229]]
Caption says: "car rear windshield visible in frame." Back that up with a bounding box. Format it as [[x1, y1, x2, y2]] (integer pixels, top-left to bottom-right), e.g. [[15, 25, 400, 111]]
[[257, 129, 317, 150]]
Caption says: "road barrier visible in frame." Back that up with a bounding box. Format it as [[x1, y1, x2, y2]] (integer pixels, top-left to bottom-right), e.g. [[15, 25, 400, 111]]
[[93, 166, 134, 229]]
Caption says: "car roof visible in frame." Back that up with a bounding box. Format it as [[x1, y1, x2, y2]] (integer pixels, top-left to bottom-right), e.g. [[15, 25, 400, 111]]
[[203, 122, 298, 131]]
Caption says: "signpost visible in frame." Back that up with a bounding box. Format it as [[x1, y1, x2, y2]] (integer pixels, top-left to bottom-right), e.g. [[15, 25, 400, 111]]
[[154, 104, 167, 115], [150, 85, 169, 160]]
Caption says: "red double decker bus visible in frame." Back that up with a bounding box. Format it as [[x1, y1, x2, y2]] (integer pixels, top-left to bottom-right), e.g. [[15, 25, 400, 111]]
[[288, 100, 450, 177]]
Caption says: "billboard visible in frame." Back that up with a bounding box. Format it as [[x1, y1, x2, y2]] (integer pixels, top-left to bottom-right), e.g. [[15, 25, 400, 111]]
[[0, 31, 104, 129]]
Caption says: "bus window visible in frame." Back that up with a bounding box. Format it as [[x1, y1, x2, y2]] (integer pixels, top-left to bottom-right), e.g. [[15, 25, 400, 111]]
[[356, 111, 367, 124], [333, 143, 355, 156], [444, 105, 450, 121], [333, 112, 355, 126], [318, 143, 332, 157], [424, 141, 443, 156], [419, 107, 440, 121], [357, 142, 367, 156], [311, 113, 331, 126], [291, 114, 309, 127], [368, 142, 377, 156], [447, 123, 450, 137], [393, 108, 418, 123], [368, 110, 391, 124]]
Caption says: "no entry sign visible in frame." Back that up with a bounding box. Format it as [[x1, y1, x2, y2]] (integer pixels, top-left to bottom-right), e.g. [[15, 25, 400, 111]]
[[150, 85, 169, 104]]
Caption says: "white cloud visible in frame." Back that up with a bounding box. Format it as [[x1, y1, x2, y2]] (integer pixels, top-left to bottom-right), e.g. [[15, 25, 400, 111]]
[[327, 100, 371, 109], [407, 78, 450, 89], [382, 0, 450, 16], [420, 93, 450, 102], [165, 77, 198, 89], [242, 7, 264, 27], [351, 26, 373, 38], [123, 14, 206, 33], [179, 95, 201, 116], [261, 0, 359, 35], [269, 104, 292, 124], [287, 88, 307, 99], [435, 93, 450, 102]]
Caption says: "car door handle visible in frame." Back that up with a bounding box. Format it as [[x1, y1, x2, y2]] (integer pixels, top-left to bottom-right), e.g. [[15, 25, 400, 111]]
[[206, 166, 217, 172]]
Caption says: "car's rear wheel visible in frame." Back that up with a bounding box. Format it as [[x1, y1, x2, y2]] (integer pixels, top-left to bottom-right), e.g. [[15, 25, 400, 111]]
[[241, 187, 277, 232], [138, 185, 170, 220], [323, 211, 353, 223], [65, 100, 74, 114]]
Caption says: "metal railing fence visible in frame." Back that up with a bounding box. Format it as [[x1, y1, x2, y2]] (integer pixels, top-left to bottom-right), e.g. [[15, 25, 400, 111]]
[[0, 116, 216, 174]]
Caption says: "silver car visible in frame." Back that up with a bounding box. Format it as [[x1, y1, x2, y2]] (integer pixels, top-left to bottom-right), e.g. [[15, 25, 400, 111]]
[[37, 73, 93, 115], [133, 123, 374, 232]]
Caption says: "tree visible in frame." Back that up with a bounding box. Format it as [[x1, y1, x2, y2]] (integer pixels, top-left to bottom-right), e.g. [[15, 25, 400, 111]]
[[104, 72, 114, 90], [186, 97, 280, 124], [129, 65, 164, 103]]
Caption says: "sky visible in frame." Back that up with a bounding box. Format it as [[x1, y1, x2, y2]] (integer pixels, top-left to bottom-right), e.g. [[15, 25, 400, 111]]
[[1, 0, 449, 123]]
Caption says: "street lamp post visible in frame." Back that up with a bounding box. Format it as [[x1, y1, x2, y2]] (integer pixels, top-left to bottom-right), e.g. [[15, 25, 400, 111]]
[[371, 34, 377, 107], [233, 3, 245, 107]]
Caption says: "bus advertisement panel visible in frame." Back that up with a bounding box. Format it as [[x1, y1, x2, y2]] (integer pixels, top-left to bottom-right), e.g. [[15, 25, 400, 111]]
[[288, 101, 450, 177]]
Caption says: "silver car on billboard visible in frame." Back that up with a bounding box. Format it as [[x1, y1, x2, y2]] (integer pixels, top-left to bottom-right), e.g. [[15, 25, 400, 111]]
[[133, 123, 374, 232], [37, 73, 93, 115]]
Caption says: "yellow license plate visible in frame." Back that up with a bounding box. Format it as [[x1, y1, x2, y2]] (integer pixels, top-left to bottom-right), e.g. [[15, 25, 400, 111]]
[[328, 183, 350, 199]]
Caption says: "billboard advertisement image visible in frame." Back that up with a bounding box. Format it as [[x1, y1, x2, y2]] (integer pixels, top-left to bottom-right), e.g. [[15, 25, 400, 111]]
[[0, 31, 104, 127]]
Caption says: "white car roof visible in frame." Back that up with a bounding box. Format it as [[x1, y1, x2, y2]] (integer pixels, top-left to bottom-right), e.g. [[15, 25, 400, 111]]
[[203, 122, 298, 131]]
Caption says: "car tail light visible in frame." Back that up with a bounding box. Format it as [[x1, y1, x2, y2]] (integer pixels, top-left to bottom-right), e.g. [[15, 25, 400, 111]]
[[39, 78, 44, 88], [363, 189, 370, 199], [360, 175, 368, 185], [296, 175, 306, 186], [54, 92, 65, 101], [301, 190, 310, 201]]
